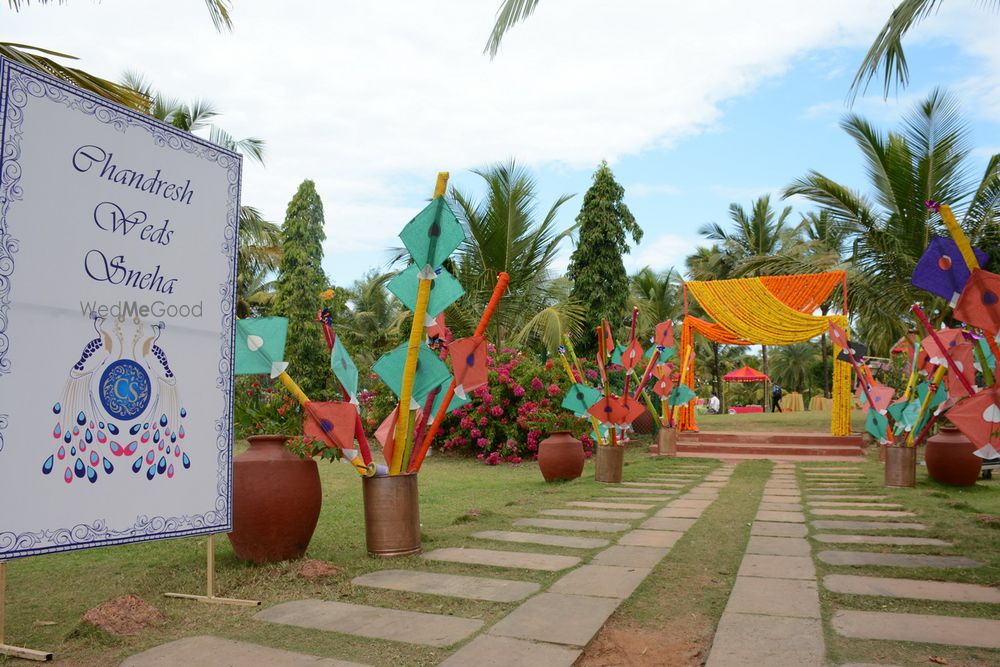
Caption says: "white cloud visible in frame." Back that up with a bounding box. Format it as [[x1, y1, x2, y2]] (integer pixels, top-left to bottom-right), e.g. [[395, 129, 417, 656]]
[[626, 233, 699, 274], [8, 0, 995, 284]]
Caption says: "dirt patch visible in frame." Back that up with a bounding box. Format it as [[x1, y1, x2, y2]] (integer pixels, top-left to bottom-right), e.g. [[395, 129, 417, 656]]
[[82, 594, 165, 636], [296, 559, 343, 578], [577, 616, 713, 667]]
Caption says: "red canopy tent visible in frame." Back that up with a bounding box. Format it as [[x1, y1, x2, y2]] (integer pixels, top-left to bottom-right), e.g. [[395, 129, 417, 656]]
[[723, 366, 769, 383], [722, 366, 769, 413]]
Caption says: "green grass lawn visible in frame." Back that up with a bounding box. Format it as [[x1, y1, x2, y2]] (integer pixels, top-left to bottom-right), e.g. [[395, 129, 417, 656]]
[[695, 408, 867, 433], [0, 439, 714, 666]]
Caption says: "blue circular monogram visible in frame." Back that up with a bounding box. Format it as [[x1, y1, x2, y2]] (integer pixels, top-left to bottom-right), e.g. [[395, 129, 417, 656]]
[[99, 360, 151, 421]]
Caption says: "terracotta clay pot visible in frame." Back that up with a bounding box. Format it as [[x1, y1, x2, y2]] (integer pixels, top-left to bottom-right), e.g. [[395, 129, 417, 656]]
[[594, 445, 624, 483], [537, 431, 584, 482], [884, 446, 916, 488], [228, 435, 322, 563], [632, 409, 655, 435], [925, 426, 981, 487], [657, 427, 677, 456]]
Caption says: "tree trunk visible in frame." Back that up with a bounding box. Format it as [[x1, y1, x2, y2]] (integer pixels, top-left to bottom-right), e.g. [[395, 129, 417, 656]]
[[762, 344, 769, 411], [712, 342, 721, 401]]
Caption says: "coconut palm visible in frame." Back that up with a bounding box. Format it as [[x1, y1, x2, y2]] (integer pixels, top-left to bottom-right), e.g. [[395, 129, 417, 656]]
[[485, 0, 541, 57], [448, 160, 583, 353], [629, 267, 682, 341], [769, 342, 820, 393], [785, 88, 1000, 354], [850, 0, 1000, 100], [4, 1, 232, 109], [334, 271, 406, 368]]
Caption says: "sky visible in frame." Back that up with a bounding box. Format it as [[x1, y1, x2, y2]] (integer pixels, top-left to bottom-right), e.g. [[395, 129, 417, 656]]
[[5, 1, 1000, 286]]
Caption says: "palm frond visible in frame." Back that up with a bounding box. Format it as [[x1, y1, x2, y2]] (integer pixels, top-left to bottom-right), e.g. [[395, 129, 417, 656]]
[[204, 0, 233, 32], [209, 126, 266, 165], [484, 0, 541, 58]]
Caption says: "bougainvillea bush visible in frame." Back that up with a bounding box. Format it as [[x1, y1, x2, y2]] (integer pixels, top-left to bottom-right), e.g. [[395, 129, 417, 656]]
[[437, 346, 597, 464]]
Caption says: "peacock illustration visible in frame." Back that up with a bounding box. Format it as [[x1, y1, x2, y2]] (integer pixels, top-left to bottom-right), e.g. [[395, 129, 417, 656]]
[[43, 314, 189, 484]]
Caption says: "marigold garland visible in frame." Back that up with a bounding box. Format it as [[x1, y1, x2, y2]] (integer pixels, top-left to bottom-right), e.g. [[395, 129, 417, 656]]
[[679, 273, 852, 436]]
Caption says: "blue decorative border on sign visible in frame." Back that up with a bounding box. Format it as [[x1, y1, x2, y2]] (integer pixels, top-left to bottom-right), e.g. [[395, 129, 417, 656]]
[[0, 56, 240, 559]]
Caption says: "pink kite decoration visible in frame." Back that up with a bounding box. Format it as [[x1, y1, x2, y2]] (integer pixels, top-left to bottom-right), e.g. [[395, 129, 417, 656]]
[[654, 321, 674, 348], [448, 335, 488, 398], [955, 269, 1000, 334], [947, 386, 1000, 458], [620, 339, 644, 371]]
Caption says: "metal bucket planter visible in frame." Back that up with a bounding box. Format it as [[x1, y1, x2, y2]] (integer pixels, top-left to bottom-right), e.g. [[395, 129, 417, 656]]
[[362, 473, 421, 557], [884, 446, 917, 488], [594, 445, 624, 483], [657, 427, 677, 456]]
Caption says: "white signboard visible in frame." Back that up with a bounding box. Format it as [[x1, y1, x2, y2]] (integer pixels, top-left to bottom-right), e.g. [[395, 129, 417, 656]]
[[0, 57, 239, 559]]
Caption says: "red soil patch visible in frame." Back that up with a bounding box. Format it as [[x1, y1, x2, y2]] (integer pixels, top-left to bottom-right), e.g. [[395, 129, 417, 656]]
[[82, 594, 165, 636], [295, 559, 343, 578], [577, 616, 713, 666]]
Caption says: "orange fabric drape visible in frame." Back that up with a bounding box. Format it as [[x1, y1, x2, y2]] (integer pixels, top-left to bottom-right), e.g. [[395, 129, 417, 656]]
[[679, 271, 850, 435]]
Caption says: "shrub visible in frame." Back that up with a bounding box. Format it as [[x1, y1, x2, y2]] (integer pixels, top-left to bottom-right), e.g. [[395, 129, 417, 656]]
[[438, 346, 596, 463]]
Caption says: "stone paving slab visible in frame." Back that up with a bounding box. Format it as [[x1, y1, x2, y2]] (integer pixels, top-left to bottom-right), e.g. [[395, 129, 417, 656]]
[[751, 521, 808, 538], [738, 554, 816, 580], [608, 488, 674, 496], [568, 501, 654, 510], [700, 482, 727, 488], [549, 564, 652, 599], [667, 498, 713, 509], [813, 533, 950, 547], [762, 488, 801, 497], [818, 551, 980, 569], [755, 510, 806, 523], [824, 573, 1000, 603], [541, 508, 646, 520], [684, 489, 720, 497], [622, 481, 685, 488], [654, 507, 704, 518], [725, 577, 820, 618], [746, 535, 811, 557], [759, 502, 804, 512], [489, 592, 620, 647], [592, 496, 673, 503], [806, 494, 887, 501], [120, 636, 367, 667], [810, 508, 915, 518], [592, 545, 670, 568], [808, 501, 902, 509], [618, 529, 684, 548], [706, 613, 825, 667], [254, 600, 482, 647], [832, 610, 1000, 649], [438, 635, 581, 667], [803, 471, 864, 477], [811, 520, 926, 531], [802, 466, 861, 471], [640, 517, 697, 531], [472, 530, 609, 549], [513, 518, 631, 533], [762, 495, 801, 504], [424, 547, 582, 571], [351, 569, 540, 602]]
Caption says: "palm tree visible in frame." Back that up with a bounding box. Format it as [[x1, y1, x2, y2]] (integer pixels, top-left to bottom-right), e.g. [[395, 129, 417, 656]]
[[629, 267, 682, 341], [334, 271, 406, 368], [785, 88, 1000, 354], [4, 1, 232, 109], [697, 195, 793, 405], [119, 74, 282, 316], [448, 160, 583, 353], [769, 343, 820, 393], [850, 0, 1000, 100]]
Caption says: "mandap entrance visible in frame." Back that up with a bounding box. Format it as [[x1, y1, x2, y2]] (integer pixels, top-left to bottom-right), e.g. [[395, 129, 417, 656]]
[[678, 271, 853, 436]]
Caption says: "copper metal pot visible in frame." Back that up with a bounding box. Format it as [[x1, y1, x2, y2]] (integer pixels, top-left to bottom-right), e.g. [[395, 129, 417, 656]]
[[362, 473, 421, 557], [658, 427, 677, 456], [595, 445, 624, 483], [884, 446, 917, 488]]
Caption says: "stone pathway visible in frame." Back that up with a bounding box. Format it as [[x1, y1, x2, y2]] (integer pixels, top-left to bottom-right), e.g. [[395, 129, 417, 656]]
[[122, 636, 369, 667], [706, 462, 825, 666], [798, 462, 1000, 661]]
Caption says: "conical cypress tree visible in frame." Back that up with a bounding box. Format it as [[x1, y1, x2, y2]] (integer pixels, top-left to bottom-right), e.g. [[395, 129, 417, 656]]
[[567, 161, 643, 353], [274, 179, 329, 397]]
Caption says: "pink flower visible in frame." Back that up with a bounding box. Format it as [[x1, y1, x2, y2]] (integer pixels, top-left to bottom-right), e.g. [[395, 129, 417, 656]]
[[477, 437, 489, 448], [485, 451, 500, 465], [470, 428, 482, 439], [513, 385, 526, 397], [530, 377, 544, 391], [478, 417, 488, 426], [547, 383, 561, 396]]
